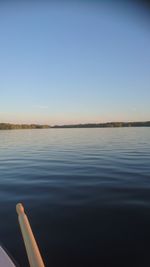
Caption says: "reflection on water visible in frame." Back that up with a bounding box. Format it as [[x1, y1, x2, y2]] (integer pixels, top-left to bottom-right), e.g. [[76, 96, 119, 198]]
[[0, 128, 150, 267]]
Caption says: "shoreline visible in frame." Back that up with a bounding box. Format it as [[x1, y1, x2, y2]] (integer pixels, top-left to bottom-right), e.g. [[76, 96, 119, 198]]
[[0, 121, 150, 130]]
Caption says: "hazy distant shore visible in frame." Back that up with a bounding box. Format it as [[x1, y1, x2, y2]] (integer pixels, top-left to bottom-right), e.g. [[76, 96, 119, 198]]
[[0, 121, 150, 130]]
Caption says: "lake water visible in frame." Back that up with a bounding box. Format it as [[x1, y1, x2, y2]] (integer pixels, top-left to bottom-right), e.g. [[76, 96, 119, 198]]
[[0, 128, 150, 267]]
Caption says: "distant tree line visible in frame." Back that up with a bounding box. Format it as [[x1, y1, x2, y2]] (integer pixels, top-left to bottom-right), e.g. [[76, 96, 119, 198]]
[[52, 121, 150, 128], [0, 121, 150, 130], [0, 123, 50, 130]]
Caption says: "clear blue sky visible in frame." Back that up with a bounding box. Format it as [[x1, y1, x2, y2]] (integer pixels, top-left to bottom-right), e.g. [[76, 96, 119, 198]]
[[0, 1, 150, 125]]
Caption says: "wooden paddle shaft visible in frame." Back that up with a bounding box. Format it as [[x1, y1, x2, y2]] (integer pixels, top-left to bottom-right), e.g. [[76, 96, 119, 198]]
[[16, 203, 45, 267]]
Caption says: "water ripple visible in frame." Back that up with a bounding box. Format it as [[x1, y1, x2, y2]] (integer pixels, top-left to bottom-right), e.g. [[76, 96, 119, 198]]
[[0, 128, 150, 266]]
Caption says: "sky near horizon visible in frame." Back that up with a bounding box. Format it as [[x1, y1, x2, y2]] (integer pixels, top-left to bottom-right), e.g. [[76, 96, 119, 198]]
[[0, 1, 150, 125]]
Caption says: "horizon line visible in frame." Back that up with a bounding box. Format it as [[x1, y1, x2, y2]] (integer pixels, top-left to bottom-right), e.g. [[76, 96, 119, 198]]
[[0, 120, 150, 127]]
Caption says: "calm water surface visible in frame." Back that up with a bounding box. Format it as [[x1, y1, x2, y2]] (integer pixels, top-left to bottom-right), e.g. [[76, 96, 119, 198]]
[[0, 128, 150, 267]]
